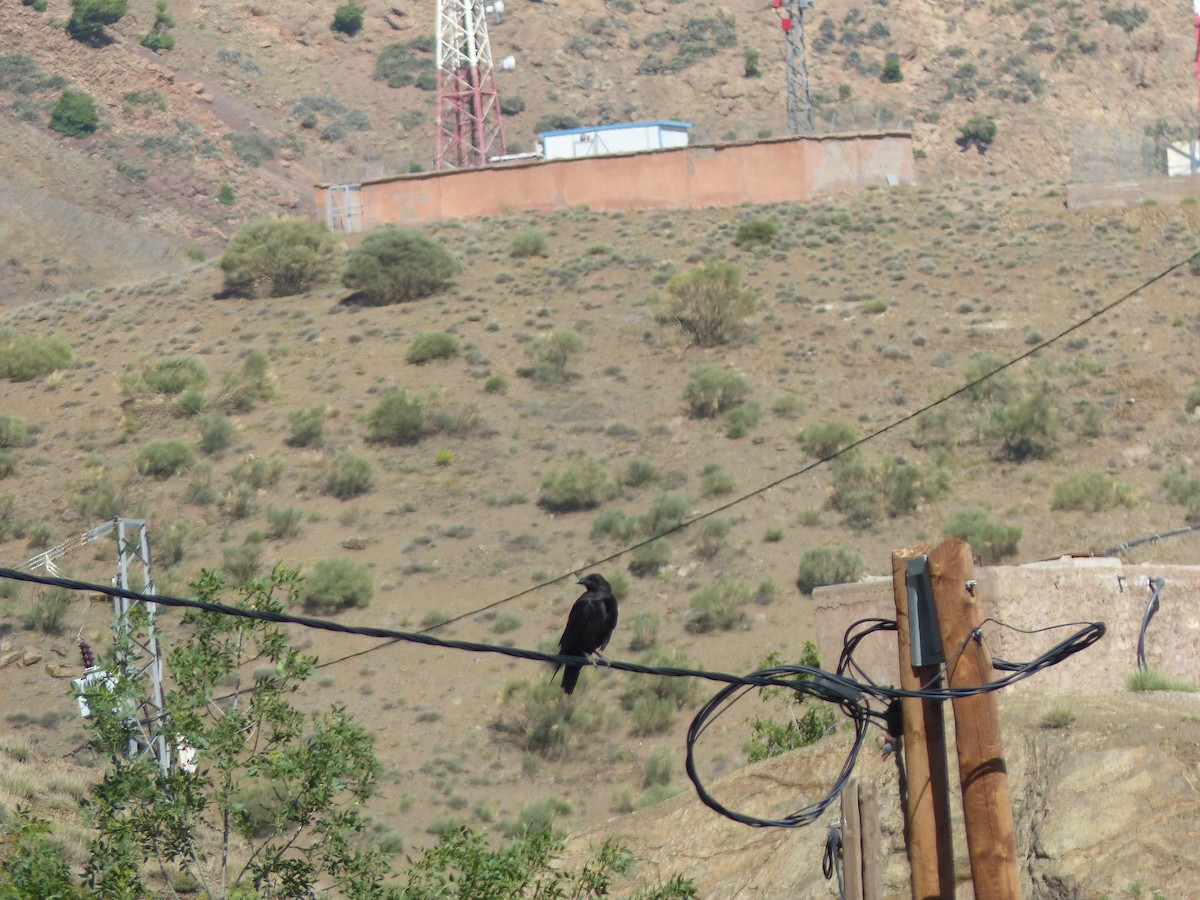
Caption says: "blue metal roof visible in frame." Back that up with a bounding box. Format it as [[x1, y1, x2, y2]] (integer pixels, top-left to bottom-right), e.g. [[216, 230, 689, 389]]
[[537, 119, 692, 138]]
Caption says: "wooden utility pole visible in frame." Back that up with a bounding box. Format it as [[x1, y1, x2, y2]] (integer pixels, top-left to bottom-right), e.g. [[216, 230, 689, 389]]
[[841, 779, 863, 900], [928, 538, 1021, 899], [891, 545, 955, 900]]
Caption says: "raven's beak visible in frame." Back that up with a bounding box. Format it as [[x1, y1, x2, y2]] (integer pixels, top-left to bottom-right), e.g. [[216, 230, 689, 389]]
[[576, 577, 586, 585]]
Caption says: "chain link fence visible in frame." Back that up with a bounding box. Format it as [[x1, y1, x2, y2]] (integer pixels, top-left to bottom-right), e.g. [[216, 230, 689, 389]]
[[1068, 122, 1195, 183]]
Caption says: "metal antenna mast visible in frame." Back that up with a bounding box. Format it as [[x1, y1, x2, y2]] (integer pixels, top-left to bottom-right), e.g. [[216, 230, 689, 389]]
[[28, 517, 170, 773], [435, 0, 506, 169], [773, 0, 816, 135]]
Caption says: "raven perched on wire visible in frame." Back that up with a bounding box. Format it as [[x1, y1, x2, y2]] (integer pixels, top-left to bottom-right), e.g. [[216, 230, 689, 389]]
[[555, 573, 618, 695]]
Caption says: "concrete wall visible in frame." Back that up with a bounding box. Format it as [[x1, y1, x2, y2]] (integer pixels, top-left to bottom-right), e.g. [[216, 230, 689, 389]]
[[812, 557, 1200, 694], [314, 131, 914, 227]]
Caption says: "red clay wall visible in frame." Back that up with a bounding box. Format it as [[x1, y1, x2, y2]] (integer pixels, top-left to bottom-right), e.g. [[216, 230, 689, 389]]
[[314, 132, 914, 227]]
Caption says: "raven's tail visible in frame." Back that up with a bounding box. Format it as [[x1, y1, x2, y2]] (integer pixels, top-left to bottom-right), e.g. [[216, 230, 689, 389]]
[[561, 664, 581, 695]]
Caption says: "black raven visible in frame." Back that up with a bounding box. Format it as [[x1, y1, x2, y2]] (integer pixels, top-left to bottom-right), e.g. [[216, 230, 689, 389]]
[[555, 573, 618, 695]]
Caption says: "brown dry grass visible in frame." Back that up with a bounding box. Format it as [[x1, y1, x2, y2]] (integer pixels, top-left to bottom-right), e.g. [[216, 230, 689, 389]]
[[2, 182, 1200, 865]]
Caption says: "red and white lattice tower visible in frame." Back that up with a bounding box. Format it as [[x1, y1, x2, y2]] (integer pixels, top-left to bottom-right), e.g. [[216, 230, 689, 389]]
[[435, 0, 506, 169]]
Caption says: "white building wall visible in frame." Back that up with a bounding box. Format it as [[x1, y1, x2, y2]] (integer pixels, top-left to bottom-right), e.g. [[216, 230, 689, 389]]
[[541, 123, 690, 160]]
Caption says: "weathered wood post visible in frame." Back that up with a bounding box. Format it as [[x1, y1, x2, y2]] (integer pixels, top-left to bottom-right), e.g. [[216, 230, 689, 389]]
[[928, 537, 1020, 899]]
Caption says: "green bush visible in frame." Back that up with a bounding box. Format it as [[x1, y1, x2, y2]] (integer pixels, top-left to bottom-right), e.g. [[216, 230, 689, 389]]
[[221, 535, 264, 583], [303, 557, 373, 612], [592, 509, 637, 541], [365, 389, 426, 444], [882, 456, 948, 517], [724, 401, 761, 438], [1185, 383, 1200, 415], [628, 539, 671, 577], [538, 455, 614, 512], [880, 53, 903, 83], [943, 507, 1021, 563], [664, 261, 755, 346], [266, 505, 304, 539], [733, 217, 778, 249], [988, 388, 1059, 460], [137, 440, 197, 479], [374, 40, 435, 88], [493, 680, 597, 756], [510, 228, 550, 258], [796, 546, 864, 594], [341, 225, 459, 305], [217, 183, 235, 206], [331, 1, 364, 35], [326, 451, 375, 499], [962, 352, 1017, 403], [958, 115, 997, 152], [534, 113, 582, 133], [226, 131, 275, 166], [524, 330, 584, 385], [49, 89, 99, 137], [229, 456, 283, 490], [744, 48, 761, 77], [1051, 470, 1131, 512], [799, 420, 858, 459], [199, 414, 233, 454], [286, 404, 326, 447], [0, 333, 72, 382], [828, 456, 879, 530], [140, 0, 175, 50], [499, 94, 526, 116], [0, 451, 16, 479], [133, 356, 208, 396], [641, 492, 689, 535], [73, 468, 122, 519], [683, 365, 750, 418], [406, 332, 460, 364], [0, 414, 28, 448], [1100, 4, 1147, 33], [699, 464, 735, 497], [66, 0, 127, 42], [686, 579, 750, 633], [23, 588, 71, 635], [220, 217, 333, 298], [620, 459, 659, 488]]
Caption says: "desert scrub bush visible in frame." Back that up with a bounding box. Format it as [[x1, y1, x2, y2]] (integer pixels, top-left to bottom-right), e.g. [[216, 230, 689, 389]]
[[493, 680, 599, 756], [694, 517, 731, 560], [828, 456, 878, 530], [72, 468, 122, 519], [592, 509, 637, 541], [523, 330, 584, 385], [23, 588, 72, 635], [219, 217, 333, 298], [341, 225, 459, 305], [962, 352, 1017, 403], [627, 610, 661, 652], [365, 390, 427, 445], [988, 387, 1059, 460], [628, 538, 671, 577], [733, 217, 779, 250], [286, 404, 326, 447], [663, 261, 755, 346], [406, 332, 459, 364], [0, 332, 73, 381], [0, 415, 28, 448], [796, 545, 864, 594], [136, 440, 197, 479], [229, 456, 283, 491], [126, 356, 208, 397], [943, 507, 1021, 562], [1127, 668, 1196, 692], [510, 227, 550, 258], [683, 365, 750, 418], [331, 0, 364, 35], [221, 534, 265, 583], [1051, 470, 1132, 512], [0, 451, 16, 479], [538, 454, 614, 511], [66, 0, 127, 43], [226, 131, 275, 166], [199, 414, 233, 454], [686, 579, 750, 633], [799, 420, 858, 459], [140, 0, 175, 50], [746, 645, 837, 762], [301, 557, 373, 613], [1164, 471, 1200, 519], [641, 491, 689, 535], [217, 348, 277, 412], [326, 451, 375, 499], [621, 458, 659, 488], [724, 400, 761, 438], [699, 463, 735, 497], [49, 89, 99, 136], [266, 505, 304, 539]]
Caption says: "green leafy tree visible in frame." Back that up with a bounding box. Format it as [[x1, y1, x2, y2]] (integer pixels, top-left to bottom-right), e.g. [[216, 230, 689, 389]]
[[958, 115, 997, 153], [49, 90, 99, 137], [219, 217, 334, 298], [79, 567, 394, 898], [341, 225, 459, 305], [0, 809, 85, 899], [66, 0, 127, 42], [746, 645, 837, 763]]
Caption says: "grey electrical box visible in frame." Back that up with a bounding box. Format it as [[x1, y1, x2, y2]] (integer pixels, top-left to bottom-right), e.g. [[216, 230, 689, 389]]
[[906, 556, 944, 666]]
